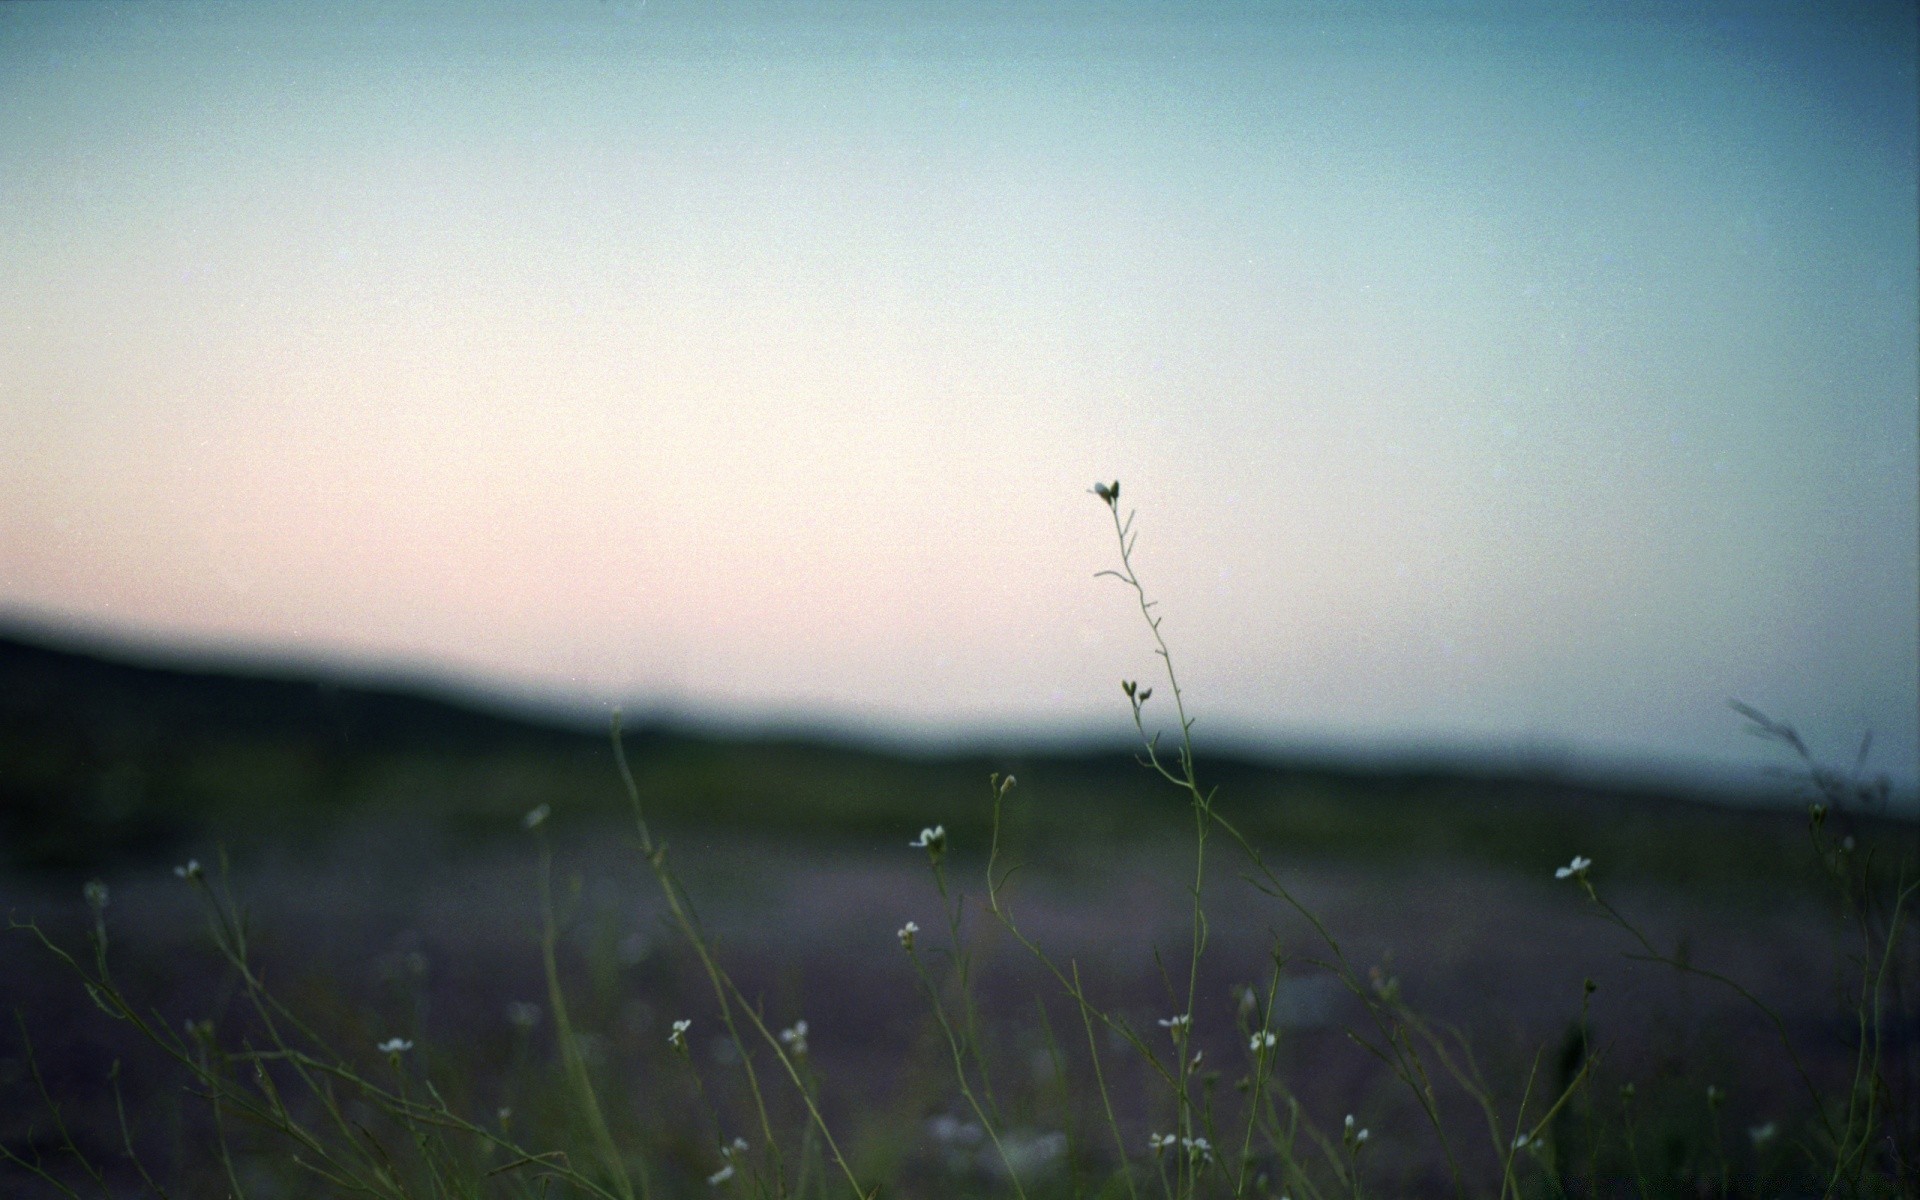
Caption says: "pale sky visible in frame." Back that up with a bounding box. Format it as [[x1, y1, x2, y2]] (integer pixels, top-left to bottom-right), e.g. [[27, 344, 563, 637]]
[[3, 1, 1916, 793]]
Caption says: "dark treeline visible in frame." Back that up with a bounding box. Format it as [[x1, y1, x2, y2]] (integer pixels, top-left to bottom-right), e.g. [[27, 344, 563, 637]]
[[2, 626, 1901, 888]]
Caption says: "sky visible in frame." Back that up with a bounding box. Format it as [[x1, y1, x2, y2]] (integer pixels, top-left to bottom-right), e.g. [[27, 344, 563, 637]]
[[3, 1, 1916, 796]]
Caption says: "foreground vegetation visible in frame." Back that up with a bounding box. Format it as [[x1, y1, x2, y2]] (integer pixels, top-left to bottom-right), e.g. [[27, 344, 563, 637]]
[[7, 485, 1916, 1198]]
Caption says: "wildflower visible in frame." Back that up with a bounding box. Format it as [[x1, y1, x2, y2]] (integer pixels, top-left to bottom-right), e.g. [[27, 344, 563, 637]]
[[377, 1038, 413, 1055], [930, 1114, 985, 1147], [506, 1002, 541, 1030], [1749, 1121, 1777, 1147], [707, 1135, 749, 1184], [897, 921, 919, 951], [174, 859, 203, 881], [1158, 1012, 1191, 1040], [1005, 1130, 1069, 1179], [1148, 1132, 1178, 1155], [523, 803, 550, 829], [1513, 1132, 1539, 1153], [1343, 1114, 1369, 1149], [778, 1019, 808, 1057], [83, 880, 109, 910], [1554, 855, 1592, 880], [1090, 479, 1120, 506], [669, 1018, 692, 1049], [1182, 1136, 1212, 1164], [1250, 1029, 1277, 1053], [909, 825, 946, 857]]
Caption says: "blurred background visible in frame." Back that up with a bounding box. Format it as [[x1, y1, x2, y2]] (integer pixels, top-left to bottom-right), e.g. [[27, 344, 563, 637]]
[[1, 4, 1916, 1194], [3, 0, 1915, 792]]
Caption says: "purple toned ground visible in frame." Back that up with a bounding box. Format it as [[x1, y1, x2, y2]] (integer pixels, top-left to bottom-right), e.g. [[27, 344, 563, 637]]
[[3, 821, 1912, 1197]]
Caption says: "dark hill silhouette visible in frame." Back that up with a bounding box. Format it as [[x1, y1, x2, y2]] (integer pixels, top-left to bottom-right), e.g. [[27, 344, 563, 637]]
[[0, 623, 1887, 889], [0, 628, 590, 753]]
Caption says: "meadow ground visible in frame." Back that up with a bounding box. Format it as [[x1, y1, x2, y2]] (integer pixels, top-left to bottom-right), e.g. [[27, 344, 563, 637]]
[[5, 808, 1901, 1198], [3, 494, 1911, 1197]]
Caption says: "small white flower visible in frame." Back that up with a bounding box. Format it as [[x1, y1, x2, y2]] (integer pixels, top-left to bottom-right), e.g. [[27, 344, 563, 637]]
[[778, 1019, 809, 1056], [1182, 1136, 1212, 1164], [897, 921, 919, 950], [1512, 1132, 1538, 1152], [1250, 1030, 1277, 1052], [929, 1114, 985, 1146], [1158, 1012, 1191, 1039], [707, 1163, 735, 1186], [909, 825, 946, 853], [669, 1018, 692, 1048], [1344, 1114, 1368, 1147], [523, 803, 550, 829], [1148, 1132, 1178, 1154], [728, 1136, 749, 1154], [1554, 855, 1592, 880], [83, 880, 110, 910], [174, 859, 202, 881], [1749, 1121, 1777, 1146], [377, 1038, 413, 1055], [993, 1129, 1066, 1177]]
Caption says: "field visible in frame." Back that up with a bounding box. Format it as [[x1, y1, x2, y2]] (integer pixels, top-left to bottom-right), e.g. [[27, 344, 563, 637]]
[[2, 501, 1914, 1198], [6, 789, 1913, 1199]]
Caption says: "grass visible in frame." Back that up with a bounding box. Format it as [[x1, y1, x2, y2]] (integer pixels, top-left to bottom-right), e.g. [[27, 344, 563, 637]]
[[6, 483, 1917, 1198]]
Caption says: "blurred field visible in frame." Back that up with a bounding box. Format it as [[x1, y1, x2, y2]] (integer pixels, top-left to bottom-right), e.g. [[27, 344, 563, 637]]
[[3, 628, 1916, 1196], [0, 627, 1866, 888]]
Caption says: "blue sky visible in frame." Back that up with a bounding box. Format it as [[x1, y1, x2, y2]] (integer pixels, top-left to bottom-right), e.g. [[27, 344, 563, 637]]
[[3, 1, 1915, 793]]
